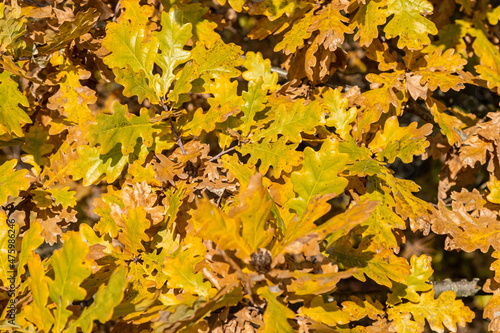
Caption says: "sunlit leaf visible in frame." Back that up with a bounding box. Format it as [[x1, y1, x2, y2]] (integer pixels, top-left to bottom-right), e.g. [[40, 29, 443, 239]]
[[289, 139, 348, 216], [0, 71, 31, 137], [48, 232, 92, 332], [87, 102, 160, 155], [0, 159, 29, 205]]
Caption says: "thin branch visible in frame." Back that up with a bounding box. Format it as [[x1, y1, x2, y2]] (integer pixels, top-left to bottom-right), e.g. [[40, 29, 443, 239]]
[[407, 99, 435, 124], [271, 66, 288, 80], [432, 278, 483, 298], [330, 278, 485, 302], [209, 145, 239, 162], [159, 98, 186, 155], [407, 99, 468, 142], [209, 139, 250, 162]]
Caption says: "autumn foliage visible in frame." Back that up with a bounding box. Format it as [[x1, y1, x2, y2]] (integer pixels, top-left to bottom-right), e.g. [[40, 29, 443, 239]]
[[1, 0, 500, 332]]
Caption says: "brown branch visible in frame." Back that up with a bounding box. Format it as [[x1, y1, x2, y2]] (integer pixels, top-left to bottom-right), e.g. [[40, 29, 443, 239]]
[[209, 145, 239, 162], [209, 140, 249, 162], [407, 99, 436, 124], [159, 97, 186, 155]]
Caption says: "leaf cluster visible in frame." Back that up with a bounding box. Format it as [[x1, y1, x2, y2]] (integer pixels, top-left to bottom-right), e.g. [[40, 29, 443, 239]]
[[0, 0, 499, 332]]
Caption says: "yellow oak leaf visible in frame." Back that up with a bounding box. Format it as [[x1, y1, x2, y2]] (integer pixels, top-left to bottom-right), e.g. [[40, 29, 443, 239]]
[[332, 239, 411, 287], [87, 102, 160, 155], [274, 10, 314, 55], [427, 97, 465, 145], [384, 0, 438, 50], [388, 290, 474, 333], [257, 286, 295, 333], [22, 254, 54, 332], [470, 20, 500, 91], [487, 176, 500, 204], [38, 9, 99, 55], [66, 265, 127, 333], [190, 174, 273, 261], [299, 295, 352, 326], [238, 78, 268, 137], [0, 159, 29, 206], [48, 232, 92, 332], [163, 234, 212, 297], [242, 52, 279, 92], [323, 88, 358, 140], [0, 71, 31, 138], [351, 0, 388, 47], [359, 177, 406, 251], [308, 1, 352, 51], [388, 255, 433, 305], [253, 98, 324, 144], [289, 138, 348, 216], [237, 137, 303, 178], [0, 2, 26, 53], [368, 116, 432, 163]]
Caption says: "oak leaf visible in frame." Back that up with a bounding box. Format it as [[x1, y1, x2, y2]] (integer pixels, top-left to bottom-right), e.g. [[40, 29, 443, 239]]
[[384, 0, 438, 50], [274, 265, 354, 296], [47, 186, 77, 209], [351, 0, 388, 47], [17, 221, 44, 280], [359, 177, 406, 251], [253, 98, 323, 144], [0, 71, 31, 138], [257, 286, 295, 333], [323, 88, 358, 140], [288, 139, 348, 216], [238, 78, 268, 137], [66, 265, 128, 333], [68, 145, 133, 186], [190, 174, 273, 261], [388, 255, 433, 305], [22, 125, 54, 167], [274, 10, 314, 55], [87, 102, 160, 155], [0, 159, 29, 205], [308, 1, 352, 51], [23, 254, 55, 332], [299, 296, 351, 327], [48, 232, 92, 332], [368, 116, 432, 163], [242, 52, 279, 92], [38, 9, 99, 55], [237, 137, 302, 178], [469, 22, 500, 91], [427, 97, 465, 145], [163, 234, 212, 297], [332, 239, 411, 287], [0, 2, 26, 53], [487, 176, 500, 204], [388, 290, 474, 333], [183, 78, 243, 136]]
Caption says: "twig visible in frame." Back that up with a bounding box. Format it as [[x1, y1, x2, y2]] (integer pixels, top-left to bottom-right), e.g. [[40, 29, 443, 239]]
[[271, 66, 288, 80], [159, 98, 186, 155], [432, 278, 483, 298], [209, 146, 239, 162], [209, 139, 250, 162], [407, 99, 436, 124], [330, 278, 486, 303]]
